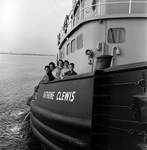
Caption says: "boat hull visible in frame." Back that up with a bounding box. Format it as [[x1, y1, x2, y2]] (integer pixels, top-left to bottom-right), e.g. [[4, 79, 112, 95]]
[[30, 74, 94, 150], [30, 62, 147, 150]]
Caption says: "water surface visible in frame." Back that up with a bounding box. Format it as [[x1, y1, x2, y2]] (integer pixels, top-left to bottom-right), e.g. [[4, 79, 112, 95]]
[[0, 54, 56, 150]]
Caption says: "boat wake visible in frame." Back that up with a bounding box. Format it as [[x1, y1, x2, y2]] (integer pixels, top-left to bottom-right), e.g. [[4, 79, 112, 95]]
[[0, 107, 43, 150]]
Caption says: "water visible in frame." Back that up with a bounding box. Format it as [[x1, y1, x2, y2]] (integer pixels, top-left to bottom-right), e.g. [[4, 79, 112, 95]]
[[0, 54, 56, 150]]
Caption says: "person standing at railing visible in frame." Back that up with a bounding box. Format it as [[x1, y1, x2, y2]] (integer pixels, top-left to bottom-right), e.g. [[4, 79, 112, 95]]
[[48, 62, 56, 81], [72, 0, 77, 8], [40, 65, 50, 82], [64, 63, 77, 77], [63, 15, 69, 34], [60, 60, 70, 79], [52, 59, 64, 79]]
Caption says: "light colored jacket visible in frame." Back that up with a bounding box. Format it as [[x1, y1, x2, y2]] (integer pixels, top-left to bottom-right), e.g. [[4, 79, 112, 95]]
[[60, 67, 70, 79], [52, 66, 62, 79]]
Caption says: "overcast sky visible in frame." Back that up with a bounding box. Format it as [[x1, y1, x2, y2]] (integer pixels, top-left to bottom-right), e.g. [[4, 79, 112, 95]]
[[0, 0, 71, 55]]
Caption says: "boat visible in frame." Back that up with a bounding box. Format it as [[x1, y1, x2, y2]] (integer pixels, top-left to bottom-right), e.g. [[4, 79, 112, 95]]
[[29, 0, 147, 149]]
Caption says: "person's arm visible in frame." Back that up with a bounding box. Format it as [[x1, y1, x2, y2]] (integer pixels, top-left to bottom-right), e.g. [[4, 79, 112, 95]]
[[74, 71, 77, 75], [60, 69, 64, 79], [40, 74, 49, 82], [52, 68, 58, 79]]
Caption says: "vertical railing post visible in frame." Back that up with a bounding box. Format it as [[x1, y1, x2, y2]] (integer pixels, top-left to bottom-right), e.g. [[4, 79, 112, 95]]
[[80, 0, 81, 21], [98, 0, 101, 15], [129, 0, 132, 14]]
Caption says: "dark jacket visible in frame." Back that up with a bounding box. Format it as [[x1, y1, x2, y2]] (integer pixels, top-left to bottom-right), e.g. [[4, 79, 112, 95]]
[[47, 70, 55, 81], [64, 70, 77, 76]]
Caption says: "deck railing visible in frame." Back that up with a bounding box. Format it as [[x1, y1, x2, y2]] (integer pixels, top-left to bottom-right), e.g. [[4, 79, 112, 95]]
[[58, 0, 147, 45]]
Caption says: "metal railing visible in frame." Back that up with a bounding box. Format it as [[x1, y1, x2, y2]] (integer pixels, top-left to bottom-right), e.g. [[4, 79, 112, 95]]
[[58, 0, 147, 44]]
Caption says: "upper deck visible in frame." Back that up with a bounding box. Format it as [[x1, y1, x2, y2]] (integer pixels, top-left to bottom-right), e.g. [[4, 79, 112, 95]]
[[57, 0, 147, 47]]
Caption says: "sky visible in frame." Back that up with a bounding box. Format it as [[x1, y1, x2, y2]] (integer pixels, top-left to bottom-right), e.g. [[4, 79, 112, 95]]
[[0, 0, 71, 55]]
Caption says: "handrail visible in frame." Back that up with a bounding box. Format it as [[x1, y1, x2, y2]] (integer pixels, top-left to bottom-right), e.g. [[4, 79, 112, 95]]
[[129, 0, 132, 14], [58, 0, 147, 45]]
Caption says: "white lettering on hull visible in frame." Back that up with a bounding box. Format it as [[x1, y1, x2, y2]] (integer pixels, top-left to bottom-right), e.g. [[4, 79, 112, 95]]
[[42, 91, 76, 102], [43, 91, 55, 100]]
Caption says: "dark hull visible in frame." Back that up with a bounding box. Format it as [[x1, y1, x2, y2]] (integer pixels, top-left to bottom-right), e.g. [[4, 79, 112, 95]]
[[30, 62, 147, 150]]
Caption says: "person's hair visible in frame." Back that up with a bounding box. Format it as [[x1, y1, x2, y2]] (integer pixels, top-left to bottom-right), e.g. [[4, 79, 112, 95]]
[[49, 62, 55, 68], [44, 65, 50, 70], [69, 63, 74, 68], [57, 59, 64, 66], [64, 60, 69, 64]]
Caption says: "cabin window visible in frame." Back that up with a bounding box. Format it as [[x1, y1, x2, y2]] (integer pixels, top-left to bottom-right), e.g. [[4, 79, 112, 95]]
[[59, 48, 65, 59], [71, 39, 76, 53], [77, 33, 83, 50], [59, 50, 61, 59], [76, 6, 80, 23], [66, 43, 71, 55], [81, 0, 84, 19], [61, 48, 65, 59], [107, 28, 125, 43]]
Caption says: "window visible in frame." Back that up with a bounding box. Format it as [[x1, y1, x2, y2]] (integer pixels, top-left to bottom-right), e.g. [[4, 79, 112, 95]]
[[66, 43, 71, 55], [61, 48, 65, 59], [107, 28, 125, 43], [77, 33, 83, 50], [71, 39, 76, 53], [59, 48, 65, 59]]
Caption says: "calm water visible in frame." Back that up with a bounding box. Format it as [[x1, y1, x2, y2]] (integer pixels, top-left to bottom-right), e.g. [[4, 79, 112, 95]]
[[0, 54, 56, 150]]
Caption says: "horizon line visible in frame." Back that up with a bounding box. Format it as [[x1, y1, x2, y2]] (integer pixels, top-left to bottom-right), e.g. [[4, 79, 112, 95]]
[[0, 52, 56, 56]]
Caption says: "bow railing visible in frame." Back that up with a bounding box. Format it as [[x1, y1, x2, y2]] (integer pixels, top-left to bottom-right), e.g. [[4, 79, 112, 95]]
[[58, 0, 147, 45]]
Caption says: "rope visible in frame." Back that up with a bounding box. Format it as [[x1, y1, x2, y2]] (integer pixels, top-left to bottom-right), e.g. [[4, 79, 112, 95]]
[[95, 123, 147, 136], [96, 79, 145, 87]]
